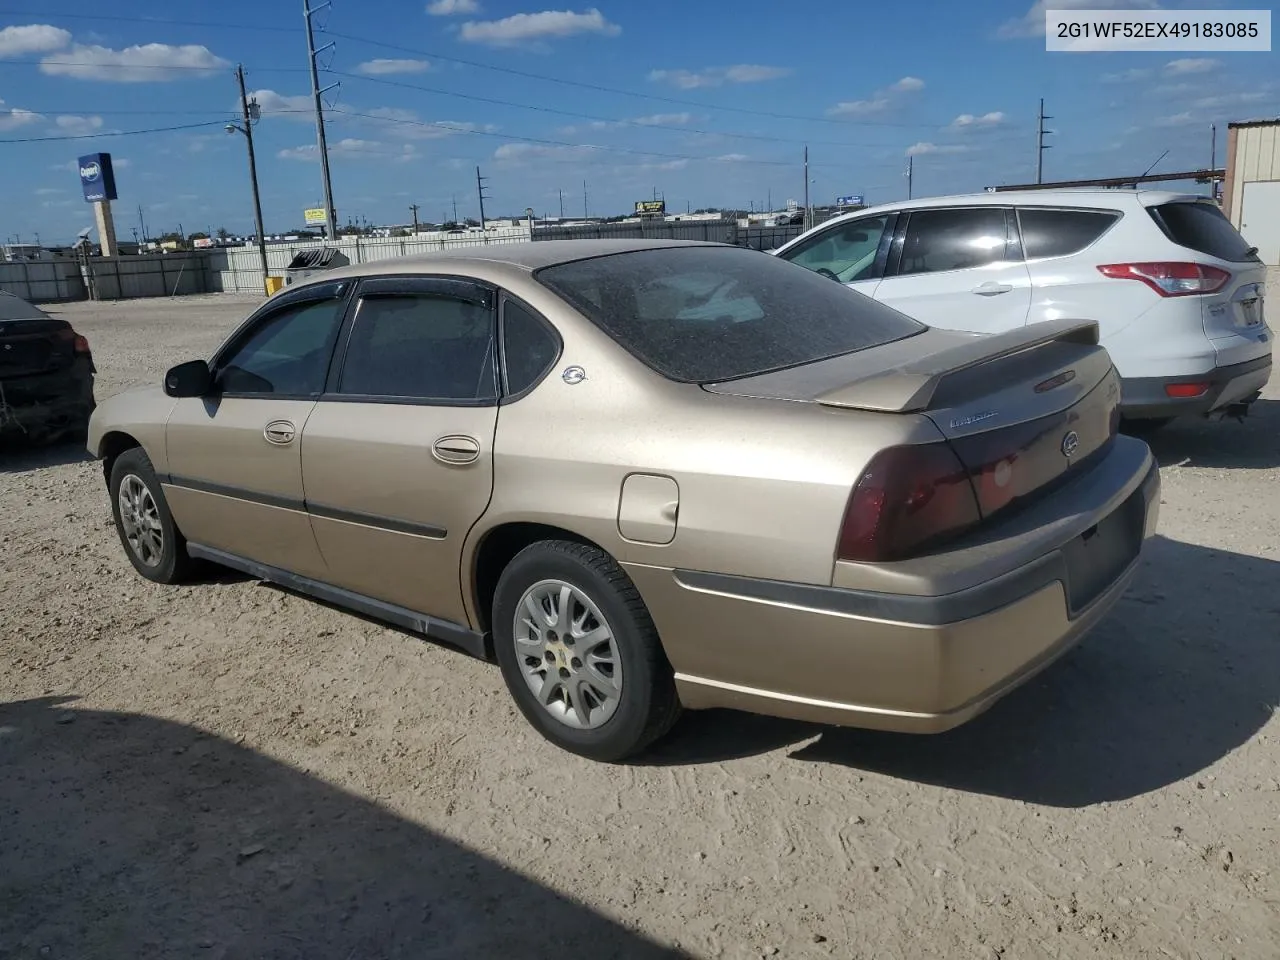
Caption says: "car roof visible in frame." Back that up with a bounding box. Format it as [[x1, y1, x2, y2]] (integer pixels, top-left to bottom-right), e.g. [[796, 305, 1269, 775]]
[[835, 188, 1202, 219], [306, 238, 729, 288]]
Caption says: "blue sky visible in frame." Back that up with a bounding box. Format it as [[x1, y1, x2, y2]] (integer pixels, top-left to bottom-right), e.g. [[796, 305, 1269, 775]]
[[1, 0, 1275, 243]]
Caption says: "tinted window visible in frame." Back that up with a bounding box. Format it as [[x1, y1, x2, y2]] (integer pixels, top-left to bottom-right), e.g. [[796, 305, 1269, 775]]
[[1148, 201, 1260, 262], [535, 246, 923, 383], [780, 215, 891, 282], [218, 298, 345, 395], [897, 208, 1009, 276], [338, 294, 497, 401], [1018, 208, 1119, 259], [501, 299, 559, 395]]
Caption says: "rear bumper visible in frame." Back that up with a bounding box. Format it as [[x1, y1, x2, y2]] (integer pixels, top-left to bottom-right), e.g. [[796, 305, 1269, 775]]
[[1119, 353, 1272, 420], [0, 362, 96, 438], [627, 442, 1160, 733]]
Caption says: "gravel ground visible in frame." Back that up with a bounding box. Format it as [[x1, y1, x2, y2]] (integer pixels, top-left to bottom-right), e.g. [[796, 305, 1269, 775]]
[[2, 288, 1278, 960]]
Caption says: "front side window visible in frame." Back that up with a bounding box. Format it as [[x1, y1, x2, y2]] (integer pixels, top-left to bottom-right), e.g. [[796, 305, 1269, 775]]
[[535, 245, 923, 382], [780, 215, 891, 283], [337, 293, 497, 401], [217, 298, 346, 395], [897, 208, 1009, 277]]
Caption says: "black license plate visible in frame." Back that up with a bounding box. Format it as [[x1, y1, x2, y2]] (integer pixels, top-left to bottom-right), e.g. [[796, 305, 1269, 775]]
[[1061, 489, 1145, 613]]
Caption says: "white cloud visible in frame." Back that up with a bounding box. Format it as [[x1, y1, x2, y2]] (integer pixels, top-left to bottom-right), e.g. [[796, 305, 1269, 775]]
[[827, 98, 890, 117], [459, 8, 621, 46], [1165, 57, 1218, 75], [950, 111, 1005, 130], [997, 0, 1158, 39], [648, 64, 790, 89], [891, 76, 925, 93], [906, 141, 970, 156], [279, 138, 421, 162], [36, 187, 64, 195], [633, 112, 692, 126], [248, 89, 313, 120], [1102, 67, 1153, 83], [352, 107, 492, 140], [356, 58, 431, 75], [0, 107, 43, 131], [427, 0, 480, 13], [41, 42, 230, 82], [51, 157, 130, 171], [0, 24, 71, 57], [1191, 90, 1269, 110], [711, 153, 750, 162], [55, 114, 104, 135], [1152, 111, 1195, 127], [493, 142, 601, 162]]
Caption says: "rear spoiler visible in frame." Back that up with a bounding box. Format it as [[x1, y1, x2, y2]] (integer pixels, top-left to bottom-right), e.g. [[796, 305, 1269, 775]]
[[816, 318, 1100, 413]]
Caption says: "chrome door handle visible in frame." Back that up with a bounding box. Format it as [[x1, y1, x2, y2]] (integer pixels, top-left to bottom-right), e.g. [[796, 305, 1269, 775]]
[[432, 435, 481, 465], [263, 420, 296, 445], [971, 282, 1013, 295]]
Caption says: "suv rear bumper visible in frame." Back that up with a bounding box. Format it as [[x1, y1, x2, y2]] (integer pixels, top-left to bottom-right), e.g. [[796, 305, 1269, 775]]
[[1118, 354, 1272, 420]]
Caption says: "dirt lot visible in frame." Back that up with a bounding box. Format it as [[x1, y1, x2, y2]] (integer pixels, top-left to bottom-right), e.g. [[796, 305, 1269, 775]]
[[2, 289, 1278, 960]]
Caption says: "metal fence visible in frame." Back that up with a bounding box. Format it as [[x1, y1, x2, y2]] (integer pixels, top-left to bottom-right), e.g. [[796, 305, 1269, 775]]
[[0, 258, 85, 302], [211, 228, 532, 293], [1, 252, 209, 302]]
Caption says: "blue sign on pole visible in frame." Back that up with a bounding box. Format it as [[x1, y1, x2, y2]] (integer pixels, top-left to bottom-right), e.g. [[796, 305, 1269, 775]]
[[836, 194, 865, 207], [78, 153, 118, 203]]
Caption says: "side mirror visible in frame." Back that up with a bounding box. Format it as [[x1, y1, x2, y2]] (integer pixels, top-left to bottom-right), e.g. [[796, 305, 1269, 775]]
[[164, 359, 212, 397]]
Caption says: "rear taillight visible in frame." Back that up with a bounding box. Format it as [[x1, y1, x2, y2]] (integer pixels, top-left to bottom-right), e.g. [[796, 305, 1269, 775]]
[[1165, 382, 1209, 398], [56, 327, 91, 353], [1097, 261, 1230, 296], [837, 443, 981, 563], [73, 334, 90, 353]]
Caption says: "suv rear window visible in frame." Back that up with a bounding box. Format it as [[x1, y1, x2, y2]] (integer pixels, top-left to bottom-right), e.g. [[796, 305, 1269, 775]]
[[1017, 208, 1119, 259], [1147, 201, 1260, 262], [534, 245, 924, 382]]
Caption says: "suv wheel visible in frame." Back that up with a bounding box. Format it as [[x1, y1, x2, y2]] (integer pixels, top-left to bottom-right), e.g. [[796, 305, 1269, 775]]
[[492, 540, 681, 761]]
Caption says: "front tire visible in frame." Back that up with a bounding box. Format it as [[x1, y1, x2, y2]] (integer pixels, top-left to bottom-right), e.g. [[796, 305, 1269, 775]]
[[108, 447, 193, 584], [492, 540, 681, 762]]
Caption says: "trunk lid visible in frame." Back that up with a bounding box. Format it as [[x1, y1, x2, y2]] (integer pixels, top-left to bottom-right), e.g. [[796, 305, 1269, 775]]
[[704, 318, 1121, 521], [0, 316, 77, 379]]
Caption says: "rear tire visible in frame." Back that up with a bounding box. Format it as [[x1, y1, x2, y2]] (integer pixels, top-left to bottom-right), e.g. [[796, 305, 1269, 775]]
[[108, 447, 194, 584], [492, 540, 681, 762], [1121, 416, 1174, 437]]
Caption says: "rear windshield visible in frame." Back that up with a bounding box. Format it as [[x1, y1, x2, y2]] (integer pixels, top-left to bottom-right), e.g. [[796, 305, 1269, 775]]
[[534, 245, 924, 382], [1147, 201, 1260, 262]]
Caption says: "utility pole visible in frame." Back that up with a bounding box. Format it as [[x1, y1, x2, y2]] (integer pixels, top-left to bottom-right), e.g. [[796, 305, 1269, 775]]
[[409, 203, 419, 234], [234, 63, 270, 292], [906, 154, 914, 200], [1210, 124, 1218, 201], [767, 187, 771, 214], [1036, 98, 1054, 185], [137, 204, 149, 244], [558, 188, 564, 219], [803, 145, 810, 231], [304, 0, 338, 242], [451, 195, 458, 225], [475, 166, 490, 241], [583, 179, 588, 219]]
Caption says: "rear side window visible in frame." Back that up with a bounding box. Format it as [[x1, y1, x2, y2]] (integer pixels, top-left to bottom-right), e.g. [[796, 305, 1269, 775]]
[[535, 245, 923, 383], [1017, 208, 1119, 259], [1147, 201, 1260, 262], [501, 299, 559, 395], [896, 208, 1009, 277], [338, 294, 497, 401]]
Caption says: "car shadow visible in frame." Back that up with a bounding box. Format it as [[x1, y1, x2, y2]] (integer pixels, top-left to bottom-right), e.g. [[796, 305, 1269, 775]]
[[653, 535, 1278, 807], [0, 437, 93, 473], [0, 696, 688, 959], [1140, 397, 1280, 469]]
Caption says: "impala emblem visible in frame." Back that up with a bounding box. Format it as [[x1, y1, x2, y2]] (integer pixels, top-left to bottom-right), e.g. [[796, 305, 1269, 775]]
[[561, 365, 586, 385], [1061, 430, 1080, 458]]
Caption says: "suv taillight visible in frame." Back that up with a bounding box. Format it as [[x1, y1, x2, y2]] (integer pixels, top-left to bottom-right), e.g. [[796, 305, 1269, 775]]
[[1097, 261, 1230, 296], [837, 443, 981, 563]]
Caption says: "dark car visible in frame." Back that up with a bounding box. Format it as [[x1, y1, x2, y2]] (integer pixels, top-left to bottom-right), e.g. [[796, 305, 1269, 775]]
[[0, 291, 96, 445]]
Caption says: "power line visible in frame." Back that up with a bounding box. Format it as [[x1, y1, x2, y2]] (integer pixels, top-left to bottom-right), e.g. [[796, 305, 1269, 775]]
[[0, 9, 299, 30], [0, 118, 233, 143], [0, 60, 309, 72]]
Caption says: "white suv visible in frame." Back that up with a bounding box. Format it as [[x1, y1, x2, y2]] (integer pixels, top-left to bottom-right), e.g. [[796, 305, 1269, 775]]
[[773, 190, 1272, 430]]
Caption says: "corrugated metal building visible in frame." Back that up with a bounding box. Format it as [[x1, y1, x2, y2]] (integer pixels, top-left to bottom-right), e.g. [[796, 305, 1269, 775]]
[[1222, 118, 1280, 266]]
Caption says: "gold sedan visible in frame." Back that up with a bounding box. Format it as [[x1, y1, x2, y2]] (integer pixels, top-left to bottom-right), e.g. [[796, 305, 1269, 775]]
[[89, 240, 1160, 761]]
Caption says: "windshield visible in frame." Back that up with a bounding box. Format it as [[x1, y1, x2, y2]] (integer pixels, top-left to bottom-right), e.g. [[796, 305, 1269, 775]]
[[535, 245, 924, 382]]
